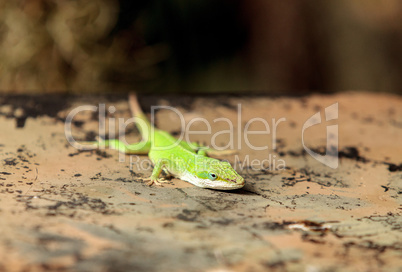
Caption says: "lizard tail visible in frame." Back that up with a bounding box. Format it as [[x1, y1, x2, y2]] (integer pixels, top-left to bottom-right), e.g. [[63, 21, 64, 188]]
[[128, 92, 152, 141]]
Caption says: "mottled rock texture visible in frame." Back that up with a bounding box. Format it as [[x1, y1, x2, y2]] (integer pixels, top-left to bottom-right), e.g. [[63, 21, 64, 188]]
[[0, 92, 401, 271]]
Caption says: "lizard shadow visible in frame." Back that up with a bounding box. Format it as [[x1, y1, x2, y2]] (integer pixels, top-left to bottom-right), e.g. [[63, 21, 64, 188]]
[[205, 186, 256, 195]]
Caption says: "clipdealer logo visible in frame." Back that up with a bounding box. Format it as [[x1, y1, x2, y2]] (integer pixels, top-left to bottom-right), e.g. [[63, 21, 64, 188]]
[[65, 102, 339, 170], [302, 103, 338, 169]]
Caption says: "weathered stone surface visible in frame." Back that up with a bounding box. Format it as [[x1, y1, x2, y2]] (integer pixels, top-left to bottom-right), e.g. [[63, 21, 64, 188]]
[[0, 92, 401, 271]]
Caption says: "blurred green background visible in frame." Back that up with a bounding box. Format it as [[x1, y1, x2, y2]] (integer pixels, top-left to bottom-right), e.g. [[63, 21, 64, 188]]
[[0, 0, 401, 94]]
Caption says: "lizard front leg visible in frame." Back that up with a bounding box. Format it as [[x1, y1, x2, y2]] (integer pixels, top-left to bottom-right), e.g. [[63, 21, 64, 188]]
[[145, 158, 171, 186]]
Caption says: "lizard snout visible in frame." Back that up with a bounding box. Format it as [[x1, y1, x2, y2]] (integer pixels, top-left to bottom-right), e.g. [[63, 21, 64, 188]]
[[232, 176, 245, 188]]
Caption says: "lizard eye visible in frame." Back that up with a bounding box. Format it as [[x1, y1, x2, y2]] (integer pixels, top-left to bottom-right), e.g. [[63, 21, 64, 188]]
[[208, 173, 217, 180]]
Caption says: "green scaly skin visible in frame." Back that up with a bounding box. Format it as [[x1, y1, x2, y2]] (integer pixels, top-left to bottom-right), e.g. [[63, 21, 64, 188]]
[[90, 93, 245, 190]]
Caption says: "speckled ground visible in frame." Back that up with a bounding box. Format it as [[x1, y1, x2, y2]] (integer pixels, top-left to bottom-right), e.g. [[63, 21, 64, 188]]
[[0, 92, 401, 272]]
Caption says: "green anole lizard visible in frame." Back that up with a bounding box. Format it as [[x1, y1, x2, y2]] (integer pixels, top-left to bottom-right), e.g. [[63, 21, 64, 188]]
[[88, 93, 244, 190]]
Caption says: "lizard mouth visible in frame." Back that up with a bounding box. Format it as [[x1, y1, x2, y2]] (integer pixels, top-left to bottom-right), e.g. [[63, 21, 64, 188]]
[[200, 179, 245, 190], [225, 182, 245, 190]]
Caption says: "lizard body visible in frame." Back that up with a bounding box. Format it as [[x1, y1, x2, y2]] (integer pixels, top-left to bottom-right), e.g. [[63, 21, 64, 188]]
[[93, 93, 244, 190]]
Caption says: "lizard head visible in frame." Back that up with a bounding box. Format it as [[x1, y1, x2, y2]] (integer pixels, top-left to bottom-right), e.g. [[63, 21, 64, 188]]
[[191, 158, 245, 190]]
